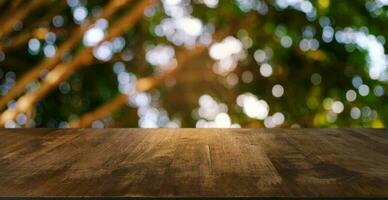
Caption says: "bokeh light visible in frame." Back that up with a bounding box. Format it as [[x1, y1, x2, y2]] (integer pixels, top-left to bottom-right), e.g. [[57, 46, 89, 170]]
[[0, 0, 387, 128]]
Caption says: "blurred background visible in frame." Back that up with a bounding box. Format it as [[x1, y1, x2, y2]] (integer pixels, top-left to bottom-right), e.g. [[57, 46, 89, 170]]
[[0, 0, 387, 128]]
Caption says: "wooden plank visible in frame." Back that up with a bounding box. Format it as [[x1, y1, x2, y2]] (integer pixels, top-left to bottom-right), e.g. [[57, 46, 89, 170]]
[[0, 128, 387, 198]]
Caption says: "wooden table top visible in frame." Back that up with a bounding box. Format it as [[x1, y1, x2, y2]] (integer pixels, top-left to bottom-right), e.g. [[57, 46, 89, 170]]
[[0, 128, 388, 198]]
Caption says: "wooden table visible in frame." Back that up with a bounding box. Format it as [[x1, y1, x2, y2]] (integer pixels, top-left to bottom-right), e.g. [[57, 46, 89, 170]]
[[0, 129, 388, 199]]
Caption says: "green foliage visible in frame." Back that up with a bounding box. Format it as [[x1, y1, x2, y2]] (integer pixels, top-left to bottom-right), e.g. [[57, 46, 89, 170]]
[[0, 0, 387, 128]]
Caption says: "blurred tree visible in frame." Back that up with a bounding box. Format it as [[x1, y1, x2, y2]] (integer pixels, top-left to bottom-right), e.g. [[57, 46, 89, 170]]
[[0, 0, 387, 128]]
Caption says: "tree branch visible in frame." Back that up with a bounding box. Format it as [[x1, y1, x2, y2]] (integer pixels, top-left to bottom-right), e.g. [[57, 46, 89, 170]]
[[0, 0, 131, 110], [69, 28, 230, 128], [0, 0, 44, 40], [0, 0, 156, 127]]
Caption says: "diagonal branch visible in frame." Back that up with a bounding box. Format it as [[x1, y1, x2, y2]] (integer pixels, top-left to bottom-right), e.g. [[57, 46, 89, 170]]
[[0, 1, 67, 53], [69, 28, 230, 128], [0, 0, 44, 40], [0, 0, 131, 110], [69, 94, 128, 128], [0, 0, 156, 126]]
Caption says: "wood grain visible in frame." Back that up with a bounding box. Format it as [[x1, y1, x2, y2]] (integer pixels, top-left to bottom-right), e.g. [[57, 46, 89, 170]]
[[0, 128, 388, 198]]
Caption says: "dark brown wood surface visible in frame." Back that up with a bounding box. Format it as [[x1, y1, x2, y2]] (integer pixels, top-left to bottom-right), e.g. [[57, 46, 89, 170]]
[[0, 128, 388, 198]]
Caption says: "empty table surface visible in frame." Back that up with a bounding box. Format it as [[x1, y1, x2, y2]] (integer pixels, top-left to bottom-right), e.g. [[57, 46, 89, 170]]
[[0, 128, 388, 198]]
